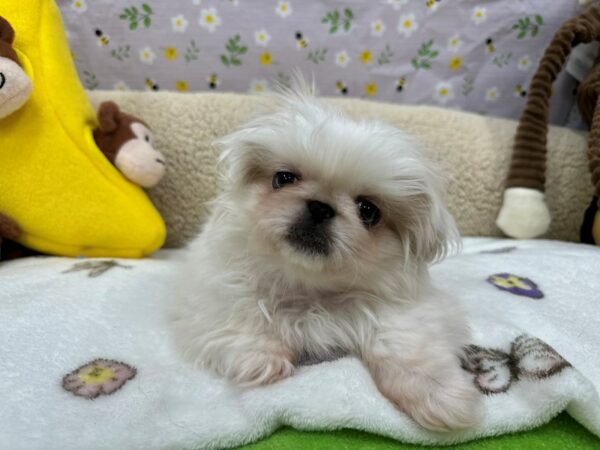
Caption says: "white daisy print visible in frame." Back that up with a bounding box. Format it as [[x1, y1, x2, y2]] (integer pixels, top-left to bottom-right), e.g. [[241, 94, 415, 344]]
[[70, 0, 87, 13], [192, 0, 202, 5], [397, 14, 418, 37], [275, 1, 292, 18], [398, 14, 419, 37], [386, 0, 408, 10], [228, 0, 240, 5], [485, 87, 500, 102], [471, 6, 487, 24], [249, 79, 269, 94], [255, 29, 271, 46], [199, 8, 222, 32], [517, 55, 531, 71], [139, 46, 156, 64], [433, 81, 455, 105], [371, 19, 386, 37], [335, 50, 351, 68], [447, 34, 462, 52], [113, 81, 129, 91], [171, 15, 189, 33]]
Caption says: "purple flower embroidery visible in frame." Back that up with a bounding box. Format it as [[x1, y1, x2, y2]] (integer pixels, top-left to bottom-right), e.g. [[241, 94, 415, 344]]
[[62, 359, 136, 399], [487, 273, 543, 299]]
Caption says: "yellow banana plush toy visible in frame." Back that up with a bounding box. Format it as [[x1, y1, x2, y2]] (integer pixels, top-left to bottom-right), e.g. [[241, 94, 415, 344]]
[[0, 1, 166, 258]]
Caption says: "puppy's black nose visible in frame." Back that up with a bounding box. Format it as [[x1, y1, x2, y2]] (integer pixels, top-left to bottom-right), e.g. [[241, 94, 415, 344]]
[[307, 200, 335, 223]]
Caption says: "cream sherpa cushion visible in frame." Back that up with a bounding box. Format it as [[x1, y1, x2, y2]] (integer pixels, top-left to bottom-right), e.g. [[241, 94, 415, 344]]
[[88, 91, 592, 248]]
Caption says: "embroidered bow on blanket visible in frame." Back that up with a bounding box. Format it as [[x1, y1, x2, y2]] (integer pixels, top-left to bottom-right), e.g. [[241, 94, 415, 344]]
[[0, 238, 599, 449]]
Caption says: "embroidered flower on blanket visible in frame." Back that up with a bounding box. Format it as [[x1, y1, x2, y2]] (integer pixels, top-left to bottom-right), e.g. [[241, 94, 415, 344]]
[[62, 359, 136, 399], [461, 335, 571, 394], [487, 273, 544, 299]]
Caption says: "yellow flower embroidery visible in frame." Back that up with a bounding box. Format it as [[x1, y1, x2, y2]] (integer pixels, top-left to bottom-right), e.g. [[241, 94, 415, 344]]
[[489, 275, 530, 290], [79, 365, 116, 385], [360, 50, 372, 65], [448, 56, 462, 71], [164, 47, 178, 61], [260, 52, 273, 65], [176, 81, 189, 92], [364, 82, 378, 96]]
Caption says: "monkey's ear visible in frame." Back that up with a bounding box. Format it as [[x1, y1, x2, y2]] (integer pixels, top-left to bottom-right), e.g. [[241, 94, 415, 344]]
[[0, 17, 15, 45], [97, 101, 121, 133]]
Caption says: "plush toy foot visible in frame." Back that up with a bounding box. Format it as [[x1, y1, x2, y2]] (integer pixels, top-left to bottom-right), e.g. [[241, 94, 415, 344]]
[[0, 17, 32, 119], [0, 2, 165, 257], [496, 188, 551, 239], [0, 212, 20, 240]]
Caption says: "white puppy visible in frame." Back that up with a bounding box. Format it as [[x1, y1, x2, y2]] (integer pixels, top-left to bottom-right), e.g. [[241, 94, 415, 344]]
[[171, 82, 481, 431]]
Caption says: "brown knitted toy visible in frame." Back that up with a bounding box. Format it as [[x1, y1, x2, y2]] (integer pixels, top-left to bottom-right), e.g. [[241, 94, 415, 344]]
[[496, 5, 600, 242]]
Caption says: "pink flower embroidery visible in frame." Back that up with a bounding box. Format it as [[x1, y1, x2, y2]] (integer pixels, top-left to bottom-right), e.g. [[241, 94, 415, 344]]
[[62, 359, 136, 399]]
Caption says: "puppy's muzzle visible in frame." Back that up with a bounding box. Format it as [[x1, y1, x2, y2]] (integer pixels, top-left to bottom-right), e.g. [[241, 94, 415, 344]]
[[286, 200, 335, 256]]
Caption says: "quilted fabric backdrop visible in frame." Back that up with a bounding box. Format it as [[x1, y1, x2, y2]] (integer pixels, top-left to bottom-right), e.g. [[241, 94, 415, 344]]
[[57, 0, 583, 125]]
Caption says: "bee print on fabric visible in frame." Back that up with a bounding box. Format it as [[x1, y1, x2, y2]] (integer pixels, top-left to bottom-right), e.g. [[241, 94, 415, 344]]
[[295, 31, 309, 50], [485, 37, 495, 54], [396, 76, 407, 92], [95, 29, 109, 46], [335, 81, 348, 95], [145, 78, 159, 91], [207, 73, 220, 89]]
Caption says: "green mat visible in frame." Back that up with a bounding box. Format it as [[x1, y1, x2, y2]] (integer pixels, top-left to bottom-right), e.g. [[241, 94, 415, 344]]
[[240, 413, 599, 449]]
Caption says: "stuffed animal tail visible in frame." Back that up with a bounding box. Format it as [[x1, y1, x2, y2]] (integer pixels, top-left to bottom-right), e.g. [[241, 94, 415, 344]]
[[496, 5, 600, 239]]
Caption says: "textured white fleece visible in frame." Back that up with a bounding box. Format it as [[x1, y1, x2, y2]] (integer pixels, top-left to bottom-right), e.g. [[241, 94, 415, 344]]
[[0, 238, 598, 449], [87, 91, 593, 248]]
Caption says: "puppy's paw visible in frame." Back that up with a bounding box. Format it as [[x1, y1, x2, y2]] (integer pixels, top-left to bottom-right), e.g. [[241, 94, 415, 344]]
[[376, 361, 482, 432], [230, 349, 295, 387]]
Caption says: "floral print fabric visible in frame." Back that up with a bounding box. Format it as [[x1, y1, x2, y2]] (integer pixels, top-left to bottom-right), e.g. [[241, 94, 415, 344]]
[[57, 0, 582, 125]]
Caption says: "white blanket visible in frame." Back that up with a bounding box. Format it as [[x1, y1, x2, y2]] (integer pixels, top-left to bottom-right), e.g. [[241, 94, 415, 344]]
[[1, 238, 599, 449]]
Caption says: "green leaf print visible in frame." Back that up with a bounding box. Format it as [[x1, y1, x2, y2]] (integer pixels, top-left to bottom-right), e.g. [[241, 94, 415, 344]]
[[110, 45, 131, 61], [322, 9, 353, 34], [411, 40, 438, 70], [307, 48, 327, 64], [462, 75, 474, 96], [82, 70, 99, 90], [185, 40, 201, 63], [221, 35, 247, 67], [119, 3, 153, 30], [492, 52, 512, 68], [512, 15, 543, 39], [377, 44, 394, 65], [274, 71, 292, 89]]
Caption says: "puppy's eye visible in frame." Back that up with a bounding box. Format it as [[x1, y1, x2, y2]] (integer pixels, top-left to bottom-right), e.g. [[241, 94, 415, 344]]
[[356, 198, 381, 228], [272, 171, 298, 189]]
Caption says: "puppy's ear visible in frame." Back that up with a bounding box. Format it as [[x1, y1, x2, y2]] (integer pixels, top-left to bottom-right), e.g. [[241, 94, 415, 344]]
[[418, 192, 459, 263], [97, 101, 121, 133], [216, 127, 274, 188], [394, 166, 459, 265], [0, 17, 15, 45]]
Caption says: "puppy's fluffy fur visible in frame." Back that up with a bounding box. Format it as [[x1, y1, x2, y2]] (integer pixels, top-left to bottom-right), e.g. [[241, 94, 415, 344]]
[[171, 82, 482, 431]]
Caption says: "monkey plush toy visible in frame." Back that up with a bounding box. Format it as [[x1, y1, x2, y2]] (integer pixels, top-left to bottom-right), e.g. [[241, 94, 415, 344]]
[[0, 17, 28, 260], [0, 16, 32, 119], [93, 101, 166, 189]]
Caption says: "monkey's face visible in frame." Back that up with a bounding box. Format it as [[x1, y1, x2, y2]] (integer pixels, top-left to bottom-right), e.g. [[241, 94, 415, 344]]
[[114, 122, 166, 188], [0, 55, 32, 119]]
